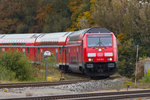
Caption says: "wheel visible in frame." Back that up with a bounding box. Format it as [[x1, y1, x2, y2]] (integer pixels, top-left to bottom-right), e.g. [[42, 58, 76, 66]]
[[104, 75, 110, 78], [63, 65, 70, 73]]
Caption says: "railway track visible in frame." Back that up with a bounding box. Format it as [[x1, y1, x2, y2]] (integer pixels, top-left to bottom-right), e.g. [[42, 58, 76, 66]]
[[2, 89, 150, 100], [0, 80, 89, 89], [0, 75, 119, 89]]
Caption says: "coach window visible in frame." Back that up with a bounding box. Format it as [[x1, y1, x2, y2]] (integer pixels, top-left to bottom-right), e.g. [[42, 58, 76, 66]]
[[27, 47, 29, 54], [77, 48, 79, 63], [59, 47, 61, 54], [38, 48, 40, 54], [41, 49, 43, 61], [56, 49, 58, 63], [2, 48, 5, 52], [22, 49, 25, 55], [35, 48, 36, 56]]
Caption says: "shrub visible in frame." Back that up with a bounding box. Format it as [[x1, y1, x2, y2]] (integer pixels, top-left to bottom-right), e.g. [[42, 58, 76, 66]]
[[0, 49, 33, 81], [142, 71, 150, 83], [0, 66, 16, 81], [117, 39, 136, 78]]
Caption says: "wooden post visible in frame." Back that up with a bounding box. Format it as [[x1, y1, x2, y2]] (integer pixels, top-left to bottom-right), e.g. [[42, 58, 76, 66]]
[[135, 45, 139, 86]]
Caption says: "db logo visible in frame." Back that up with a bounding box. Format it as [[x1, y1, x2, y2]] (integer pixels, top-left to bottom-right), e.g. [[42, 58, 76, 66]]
[[97, 53, 103, 57]]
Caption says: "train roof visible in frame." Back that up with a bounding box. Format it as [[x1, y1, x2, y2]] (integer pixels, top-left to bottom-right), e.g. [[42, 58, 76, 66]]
[[69, 27, 112, 37], [0, 34, 41, 39], [68, 27, 112, 42], [0, 34, 41, 43], [0, 27, 112, 44], [36, 32, 72, 43], [87, 27, 112, 33], [0, 32, 72, 44]]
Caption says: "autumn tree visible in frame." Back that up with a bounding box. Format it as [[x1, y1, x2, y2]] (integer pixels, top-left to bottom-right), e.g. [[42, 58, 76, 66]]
[[35, 0, 71, 32], [0, 0, 72, 33], [0, 0, 21, 34], [67, 0, 94, 31], [16, 0, 39, 33]]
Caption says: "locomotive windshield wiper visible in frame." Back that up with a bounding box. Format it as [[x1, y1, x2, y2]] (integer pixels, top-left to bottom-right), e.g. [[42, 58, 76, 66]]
[[96, 38, 104, 46]]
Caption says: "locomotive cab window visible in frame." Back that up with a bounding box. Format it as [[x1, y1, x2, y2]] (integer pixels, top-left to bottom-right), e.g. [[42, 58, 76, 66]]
[[87, 34, 112, 47]]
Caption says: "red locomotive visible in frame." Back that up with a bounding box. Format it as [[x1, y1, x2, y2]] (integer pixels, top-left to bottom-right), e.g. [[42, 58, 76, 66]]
[[0, 27, 117, 78]]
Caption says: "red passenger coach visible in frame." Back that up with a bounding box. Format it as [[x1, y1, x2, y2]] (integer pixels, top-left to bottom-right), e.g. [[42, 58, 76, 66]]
[[0, 27, 117, 78], [35, 32, 71, 64], [0, 34, 41, 61]]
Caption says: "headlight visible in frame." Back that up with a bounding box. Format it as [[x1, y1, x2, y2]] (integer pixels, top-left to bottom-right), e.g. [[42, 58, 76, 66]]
[[98, 48, 102, 51], [88, 58, 94, 61], [105, 53, 113, 56], [107, 58, 113, 61]]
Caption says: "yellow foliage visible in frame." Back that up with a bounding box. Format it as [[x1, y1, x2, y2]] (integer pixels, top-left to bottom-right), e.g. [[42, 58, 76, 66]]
[[117, 33, 128, 43], [137, 98, 142, 100], [67, 0, 96, 30], [3, 88, 8, 92], [147, 68, 150, 73], [47, 77, 52, 81], [68, 0, 81, 12], [144, 68, 150, 76], [83, 11, 90, 18], [90, 0, 96, 3], [124, 80, 133, 86]]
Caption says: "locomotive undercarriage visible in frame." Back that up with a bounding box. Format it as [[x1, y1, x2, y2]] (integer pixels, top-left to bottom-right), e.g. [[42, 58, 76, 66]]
[[84, 62, 117, 77]]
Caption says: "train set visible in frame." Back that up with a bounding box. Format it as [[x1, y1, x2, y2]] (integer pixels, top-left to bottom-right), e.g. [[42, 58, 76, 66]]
[[0, 27, 117, 78]]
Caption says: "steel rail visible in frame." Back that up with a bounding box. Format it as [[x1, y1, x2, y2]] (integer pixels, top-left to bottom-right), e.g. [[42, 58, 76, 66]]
[[2, 89, 150, 100], [0, 80, 89, 89], [70, 93, 150, 100]]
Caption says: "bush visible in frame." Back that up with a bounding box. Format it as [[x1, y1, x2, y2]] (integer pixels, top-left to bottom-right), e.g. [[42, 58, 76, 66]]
[[117, 39, 136, 78], [0, 49, 33, 81], [0, 66, 16, 81], [142, 72, 150, 83]]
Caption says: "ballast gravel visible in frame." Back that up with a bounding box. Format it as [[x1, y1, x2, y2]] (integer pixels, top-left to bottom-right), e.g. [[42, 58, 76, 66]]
[[0, 77, 126, 99], [0, 87, 76, 99], [52, 78, 126, 92]]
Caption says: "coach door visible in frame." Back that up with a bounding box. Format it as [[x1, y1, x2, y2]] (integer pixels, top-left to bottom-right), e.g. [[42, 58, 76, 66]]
[[41, 49, 43, 62], [56, 49, 58, 64], [62, 46, 65, 65], [68, 48, 70, 64], [77, 47, 79, 64], [65, 48, 70, 65]]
